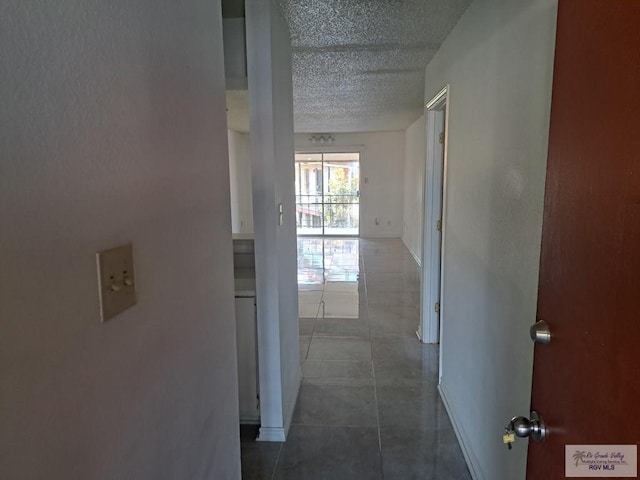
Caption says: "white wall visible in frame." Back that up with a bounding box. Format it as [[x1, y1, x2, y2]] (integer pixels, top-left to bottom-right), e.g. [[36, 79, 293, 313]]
[[402, 115, 427, 263], [228, 130, 254, 234], [295, 131, 405, 237], [223, 17, 248, 90], [246, 0, 301, 441], [1, 1, 240, 478], [420, 0, 558, 479], [271, 8, 302, 439]]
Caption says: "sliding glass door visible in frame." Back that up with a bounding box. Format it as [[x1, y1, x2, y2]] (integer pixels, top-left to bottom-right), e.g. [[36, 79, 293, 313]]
[[295, 152, 360, 236]]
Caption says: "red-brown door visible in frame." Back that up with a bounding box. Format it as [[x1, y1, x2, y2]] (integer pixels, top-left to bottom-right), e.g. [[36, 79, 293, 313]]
[[527, 1, 640, 478]]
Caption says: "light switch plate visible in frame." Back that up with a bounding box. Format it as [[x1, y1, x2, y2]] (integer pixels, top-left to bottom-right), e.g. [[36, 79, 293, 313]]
[[96, 243, 137, 322]]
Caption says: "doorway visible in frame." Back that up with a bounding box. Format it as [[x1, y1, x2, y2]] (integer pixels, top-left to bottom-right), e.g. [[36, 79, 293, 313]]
[[294, 152, 360, 236], [420, 86, 449, 346]]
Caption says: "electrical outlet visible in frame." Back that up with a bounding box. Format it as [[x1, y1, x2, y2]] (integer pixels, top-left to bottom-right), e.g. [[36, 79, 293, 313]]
[[97, 243, 137, 322]]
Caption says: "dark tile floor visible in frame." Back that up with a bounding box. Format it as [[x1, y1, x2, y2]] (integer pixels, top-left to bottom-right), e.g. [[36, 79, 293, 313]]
[[240, 238, 472, 480]]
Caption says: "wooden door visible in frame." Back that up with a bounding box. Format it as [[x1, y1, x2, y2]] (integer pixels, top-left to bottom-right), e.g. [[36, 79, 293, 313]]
[[527, 1, 640, 478]]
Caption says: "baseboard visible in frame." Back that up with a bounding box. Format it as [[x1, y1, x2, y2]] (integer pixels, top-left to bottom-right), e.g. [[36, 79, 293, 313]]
[[239, 416, 260, 425], [408, 247, 422, 268], [438, 384, 485, 480], [257, 368, 301, 443], [257, 426, 286, 442]]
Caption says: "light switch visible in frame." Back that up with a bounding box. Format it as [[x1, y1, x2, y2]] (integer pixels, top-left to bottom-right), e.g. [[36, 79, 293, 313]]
[[96, 243, 137, 322]]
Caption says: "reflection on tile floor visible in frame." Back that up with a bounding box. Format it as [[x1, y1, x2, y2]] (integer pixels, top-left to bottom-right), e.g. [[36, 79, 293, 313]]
[[298, 238, 361, 319], [241, 238, 471, 480]]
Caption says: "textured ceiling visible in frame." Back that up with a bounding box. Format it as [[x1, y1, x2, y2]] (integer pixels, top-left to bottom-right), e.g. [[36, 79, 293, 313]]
[[224, 0, 472, 133], [279, 0, 472, 133]]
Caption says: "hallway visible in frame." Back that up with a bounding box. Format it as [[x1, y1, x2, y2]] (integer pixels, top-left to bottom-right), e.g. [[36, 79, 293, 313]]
[[241, 238, 471, 479]]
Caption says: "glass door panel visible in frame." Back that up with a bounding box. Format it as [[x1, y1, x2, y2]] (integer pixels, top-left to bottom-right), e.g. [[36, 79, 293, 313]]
[[295, 153, 323, 235], [295, 152, 360, 236], [322, 153, 359, 235]]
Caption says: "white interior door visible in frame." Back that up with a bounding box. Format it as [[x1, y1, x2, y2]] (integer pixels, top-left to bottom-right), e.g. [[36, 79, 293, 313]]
[[420, 86, 449, 345]]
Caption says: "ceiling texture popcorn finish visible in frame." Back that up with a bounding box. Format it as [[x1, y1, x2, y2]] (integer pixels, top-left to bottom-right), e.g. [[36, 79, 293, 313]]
[[279, 0, 472, 132]]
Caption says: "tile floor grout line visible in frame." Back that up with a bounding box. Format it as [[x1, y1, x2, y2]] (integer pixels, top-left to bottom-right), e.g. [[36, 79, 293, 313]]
[[362, 241, 386, 480], [289, 422, 379, 429], [310, 334, 371, 340], [269, 442, 284, 480], [302, 358, 371, 362]]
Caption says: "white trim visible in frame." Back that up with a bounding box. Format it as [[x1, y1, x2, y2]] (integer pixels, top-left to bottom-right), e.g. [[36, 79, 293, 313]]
[[239, 415, 260, 425], [420, 84, 449, 345], [257, 348, 302, 442], [425, 85, 449, 109], [407, 246, 422, 268], [438, 94, 451, 371], [257, 427, 286, 442], [439, 384, 484, 480]]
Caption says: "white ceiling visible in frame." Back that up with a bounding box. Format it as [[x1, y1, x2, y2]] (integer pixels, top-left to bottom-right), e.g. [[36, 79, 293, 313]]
[[225, 0, 471, 133]]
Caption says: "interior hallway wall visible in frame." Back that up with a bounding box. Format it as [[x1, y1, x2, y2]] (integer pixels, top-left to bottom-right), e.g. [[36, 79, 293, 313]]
[[246, 0, 301, 440], [295, 131, 405, 237], [420, 0, 558, 478], [228, 129, 254, 235], [402, 115, 427, 263], [1, 1, 241, 478]]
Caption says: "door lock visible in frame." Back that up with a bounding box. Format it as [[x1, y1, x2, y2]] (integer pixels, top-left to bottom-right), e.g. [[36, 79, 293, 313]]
[[530, 320, 551, 345], [503, 411, 547, 449]]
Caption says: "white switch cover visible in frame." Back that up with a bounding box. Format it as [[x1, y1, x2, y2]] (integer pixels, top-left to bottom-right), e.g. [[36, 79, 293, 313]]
[[96, 243, 137, 322]]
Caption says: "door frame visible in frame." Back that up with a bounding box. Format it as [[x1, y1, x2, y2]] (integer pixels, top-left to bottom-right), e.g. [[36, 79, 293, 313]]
[[420, 85, 450, 346], [294, 146, 363, 237]]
